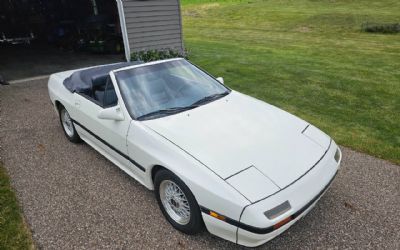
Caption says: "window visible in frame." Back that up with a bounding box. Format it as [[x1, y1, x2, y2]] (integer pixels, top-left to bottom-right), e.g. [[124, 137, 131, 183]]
[[103, 80, 118, 107], [92, 75, 118, 108]]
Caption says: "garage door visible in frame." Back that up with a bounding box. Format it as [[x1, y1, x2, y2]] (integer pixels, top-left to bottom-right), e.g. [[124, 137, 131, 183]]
[[117, 0, 184, 61]]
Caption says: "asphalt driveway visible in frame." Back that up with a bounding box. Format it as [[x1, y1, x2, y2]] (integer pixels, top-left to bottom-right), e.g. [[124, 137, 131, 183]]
[[0, 79, 399, 249]]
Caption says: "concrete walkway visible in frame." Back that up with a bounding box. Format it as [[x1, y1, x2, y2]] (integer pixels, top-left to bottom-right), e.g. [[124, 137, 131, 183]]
[[0, 80, 399, 249]]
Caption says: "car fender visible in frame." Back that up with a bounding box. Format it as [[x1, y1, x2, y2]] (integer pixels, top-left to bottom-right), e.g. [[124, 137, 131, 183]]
[[126, 120, 250, 222]]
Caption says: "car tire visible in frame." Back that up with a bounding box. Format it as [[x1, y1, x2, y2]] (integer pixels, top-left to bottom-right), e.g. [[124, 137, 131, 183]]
[[154, 169, 204, 235], [58, 105, 81, 143]]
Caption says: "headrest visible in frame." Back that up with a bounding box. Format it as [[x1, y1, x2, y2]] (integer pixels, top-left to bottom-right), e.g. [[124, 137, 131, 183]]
[[91, 74, 109, 88]]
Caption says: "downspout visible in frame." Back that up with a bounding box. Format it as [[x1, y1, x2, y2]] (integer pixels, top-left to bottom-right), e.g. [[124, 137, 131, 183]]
[[116, 0, 131, 61], [177, 0, 185, 54]]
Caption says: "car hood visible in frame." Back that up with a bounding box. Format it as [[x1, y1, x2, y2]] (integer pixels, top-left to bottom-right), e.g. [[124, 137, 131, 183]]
[[143, 91, 330, 189]]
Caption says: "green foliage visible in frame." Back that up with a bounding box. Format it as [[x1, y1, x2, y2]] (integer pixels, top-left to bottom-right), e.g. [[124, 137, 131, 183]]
[[362, 22, 400, 34], [182, 0, 400, 164], [131, 49, 188, 62], [0, 163, 33, 249], [182, 0, 243, 3]]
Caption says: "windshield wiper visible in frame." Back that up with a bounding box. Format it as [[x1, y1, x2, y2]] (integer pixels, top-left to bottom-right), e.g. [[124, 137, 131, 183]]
[[137, 106, 199, 121], [191, 92, 230, 106], [137, 92, 230, 121]]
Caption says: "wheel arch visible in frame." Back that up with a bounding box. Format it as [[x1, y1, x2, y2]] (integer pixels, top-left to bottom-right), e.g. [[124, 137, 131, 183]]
[[149, 164, 203, 210], [151, 164, 167, 184], [54, 100, 63, 113]]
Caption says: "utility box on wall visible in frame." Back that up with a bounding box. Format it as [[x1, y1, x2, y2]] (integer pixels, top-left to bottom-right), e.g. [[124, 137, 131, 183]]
[[117, 0, 184, 61]]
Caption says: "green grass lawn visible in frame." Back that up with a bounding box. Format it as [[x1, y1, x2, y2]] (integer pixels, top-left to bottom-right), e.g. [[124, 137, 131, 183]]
[[0, 163, 33, 249], [181, 0, 400, 164]]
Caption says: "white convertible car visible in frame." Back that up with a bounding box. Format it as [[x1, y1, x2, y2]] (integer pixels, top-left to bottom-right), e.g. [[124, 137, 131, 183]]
[[48, 58, 341, 247]]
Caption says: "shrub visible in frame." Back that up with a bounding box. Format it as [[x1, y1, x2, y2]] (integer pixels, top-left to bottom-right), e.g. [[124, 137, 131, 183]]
[[362, 22, 400, 34], [131, 49, 188, 62]]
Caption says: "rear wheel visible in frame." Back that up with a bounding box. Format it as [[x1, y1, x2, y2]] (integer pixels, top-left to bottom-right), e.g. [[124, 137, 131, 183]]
[[154, 169, 204, 234], [59, 106, 81, 143]]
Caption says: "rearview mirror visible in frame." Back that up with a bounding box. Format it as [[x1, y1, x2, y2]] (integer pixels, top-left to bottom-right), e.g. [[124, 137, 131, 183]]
[[98, 105, 124, 121], [216, 77, 224, 84]]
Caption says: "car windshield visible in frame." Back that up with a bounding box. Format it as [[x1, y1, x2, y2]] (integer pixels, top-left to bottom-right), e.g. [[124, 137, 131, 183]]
[[115, 59, 230, 120]]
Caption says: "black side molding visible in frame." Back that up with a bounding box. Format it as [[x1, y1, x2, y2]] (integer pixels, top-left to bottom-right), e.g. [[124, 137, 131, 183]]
[[72, 119, 146, 172], [200, 206, 275, 234]]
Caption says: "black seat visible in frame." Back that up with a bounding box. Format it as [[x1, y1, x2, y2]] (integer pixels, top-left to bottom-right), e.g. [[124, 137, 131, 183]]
[[94, 90, 105, 104], [91, 74, 109, 89], [91, 74, 109, 103], [93, 76, 118, 107]]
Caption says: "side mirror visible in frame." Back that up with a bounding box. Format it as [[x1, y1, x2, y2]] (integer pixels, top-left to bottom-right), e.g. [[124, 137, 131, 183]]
[[98, 105, 124, 121], [216, 77, 224, 84]]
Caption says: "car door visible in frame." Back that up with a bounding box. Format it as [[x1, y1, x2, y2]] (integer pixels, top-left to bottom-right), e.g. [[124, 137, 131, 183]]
[[72, 75, 134, 172]]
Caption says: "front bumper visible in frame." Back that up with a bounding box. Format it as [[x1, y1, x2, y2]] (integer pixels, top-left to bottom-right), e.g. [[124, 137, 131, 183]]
[[237, 141, 341, 247], [237, 171, 338, 246], [201, 141, 342, 247]]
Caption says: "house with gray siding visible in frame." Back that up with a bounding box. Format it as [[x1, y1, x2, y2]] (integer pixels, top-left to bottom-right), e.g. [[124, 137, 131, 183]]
[[117, 0, 184, 61]]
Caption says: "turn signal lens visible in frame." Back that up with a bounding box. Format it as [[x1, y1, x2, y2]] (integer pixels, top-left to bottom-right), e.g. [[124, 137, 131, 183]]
[[273, 216, 292, 230], [210, 211, 226, 221]]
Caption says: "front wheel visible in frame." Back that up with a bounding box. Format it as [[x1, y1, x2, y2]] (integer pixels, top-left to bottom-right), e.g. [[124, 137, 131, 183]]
[[59, 106, 81, 143], [154, 169, 204, 234]]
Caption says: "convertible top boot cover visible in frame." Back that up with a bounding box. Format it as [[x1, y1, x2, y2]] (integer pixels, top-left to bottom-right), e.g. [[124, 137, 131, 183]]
[[63, 61, 142, 95]]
